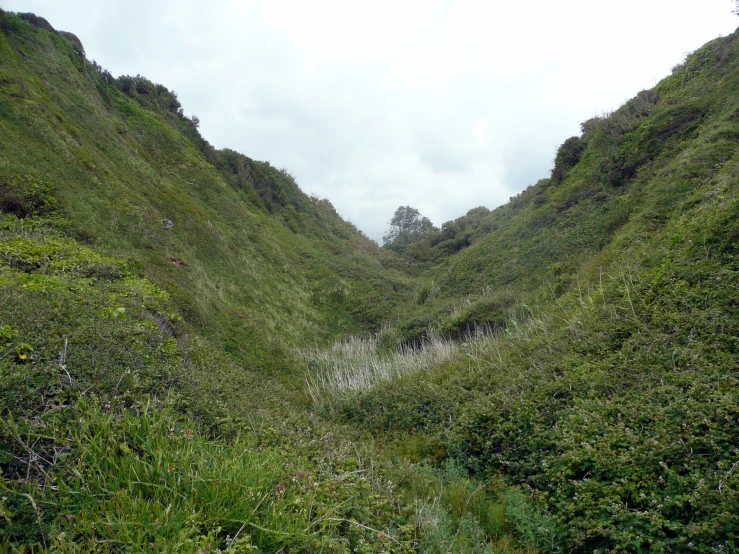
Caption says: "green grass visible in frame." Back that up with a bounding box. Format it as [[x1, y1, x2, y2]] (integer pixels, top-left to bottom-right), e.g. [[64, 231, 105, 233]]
[[1, 396, 518, 552], [3, 399, 430, 553]]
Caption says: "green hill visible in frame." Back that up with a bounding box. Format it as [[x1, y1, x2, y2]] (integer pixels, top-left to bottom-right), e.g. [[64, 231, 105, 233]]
[[330, 29, 739, 552], [2, 9, 738, 553]]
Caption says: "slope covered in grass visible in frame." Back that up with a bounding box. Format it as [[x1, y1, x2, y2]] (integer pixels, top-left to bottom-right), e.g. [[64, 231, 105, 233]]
[[0, 9, 412, 376], [381, 30, 739, 349], [319, 28, 739, 552]]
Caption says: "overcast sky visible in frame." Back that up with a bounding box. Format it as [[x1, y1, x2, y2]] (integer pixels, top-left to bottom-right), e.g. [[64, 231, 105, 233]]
[[3, 1, 737, 241]]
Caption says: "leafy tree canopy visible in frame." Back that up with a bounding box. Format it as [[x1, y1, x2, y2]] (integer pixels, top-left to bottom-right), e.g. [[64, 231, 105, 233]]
[[383, 205, 437, 253]]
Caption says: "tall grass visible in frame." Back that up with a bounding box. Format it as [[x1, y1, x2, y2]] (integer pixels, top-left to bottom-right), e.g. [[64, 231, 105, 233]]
[[2, 397, 524, 553], [301, 274, 628, 411], [301, 329, 458, 408], [301, 302, 557, 409], [38, 400, 314, 552], [2, 399, 430, 552]]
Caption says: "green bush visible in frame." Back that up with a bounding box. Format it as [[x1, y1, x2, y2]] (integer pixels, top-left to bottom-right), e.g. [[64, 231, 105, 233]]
[[0, 175, 57, 218], [551, 136, 587, 184]]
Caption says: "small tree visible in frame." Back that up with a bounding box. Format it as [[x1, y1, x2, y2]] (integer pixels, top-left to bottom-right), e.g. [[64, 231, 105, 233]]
[[383, 205, 437, 253]]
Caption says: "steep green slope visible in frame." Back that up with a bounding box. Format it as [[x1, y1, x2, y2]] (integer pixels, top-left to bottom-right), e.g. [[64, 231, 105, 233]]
[[384, 30, 739, 347], [321, 29, 739, 552], [0, 10, 410, 378]]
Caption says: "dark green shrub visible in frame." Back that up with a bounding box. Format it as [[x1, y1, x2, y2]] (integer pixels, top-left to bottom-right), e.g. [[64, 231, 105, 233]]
[[17, 12, 55, 32], [0, 176, 57, 218], [440, 297, 511, 339], [552, 136, 587, 183]]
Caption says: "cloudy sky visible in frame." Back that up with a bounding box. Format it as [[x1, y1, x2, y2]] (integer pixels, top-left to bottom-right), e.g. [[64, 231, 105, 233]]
[[4, 1, 737, 241]]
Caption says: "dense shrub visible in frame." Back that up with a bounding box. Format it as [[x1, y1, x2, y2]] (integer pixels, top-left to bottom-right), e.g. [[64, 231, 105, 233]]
[[0, 176, 57, 218], [551, 136, 586, 183], [17, 12, 54, 32]]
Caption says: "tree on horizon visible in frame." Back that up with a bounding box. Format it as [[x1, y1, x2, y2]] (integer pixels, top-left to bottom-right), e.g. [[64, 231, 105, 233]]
[[383, 205, 437, 253]]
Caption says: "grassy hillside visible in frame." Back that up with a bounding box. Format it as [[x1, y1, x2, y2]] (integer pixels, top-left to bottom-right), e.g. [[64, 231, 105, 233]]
[[0, 9, 412, 374], [380, 30, 739, 348], [315, 29, 739, 552], [2, 7, 739, 553]]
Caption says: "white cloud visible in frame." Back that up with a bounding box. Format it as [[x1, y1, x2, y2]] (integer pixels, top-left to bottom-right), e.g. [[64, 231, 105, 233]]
[[4, 0, 737, 241]]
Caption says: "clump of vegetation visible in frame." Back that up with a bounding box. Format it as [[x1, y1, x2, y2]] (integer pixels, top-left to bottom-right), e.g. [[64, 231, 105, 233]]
[[5, 399, 439, 553], [551, 136, 586, 183], [303, 328, 467, 408], [383, 205, 437, 254], [0, 175, 58, 219]]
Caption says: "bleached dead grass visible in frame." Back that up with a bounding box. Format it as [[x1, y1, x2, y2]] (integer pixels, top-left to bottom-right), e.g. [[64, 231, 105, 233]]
[[301, 325, 502, 409]]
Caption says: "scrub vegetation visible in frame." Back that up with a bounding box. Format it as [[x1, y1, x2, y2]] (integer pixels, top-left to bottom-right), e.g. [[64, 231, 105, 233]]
[[1, 8, 738, 553]]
